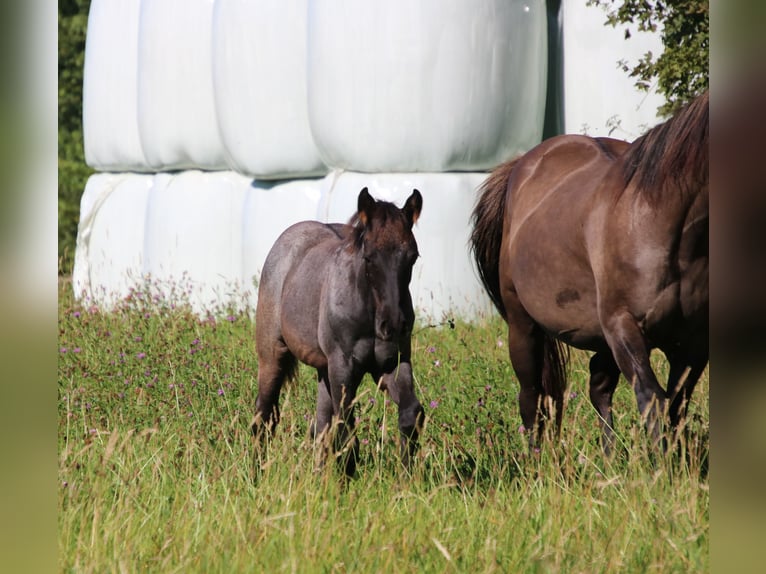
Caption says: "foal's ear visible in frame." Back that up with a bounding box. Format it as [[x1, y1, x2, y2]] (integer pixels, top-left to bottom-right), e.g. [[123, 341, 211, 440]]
[[357, 187, 375, 227], [402, 189, 422, 228]]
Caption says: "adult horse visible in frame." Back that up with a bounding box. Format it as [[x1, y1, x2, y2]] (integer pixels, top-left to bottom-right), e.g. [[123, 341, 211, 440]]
[[252, 188, 425, 476], [471, 92, 708, 453]]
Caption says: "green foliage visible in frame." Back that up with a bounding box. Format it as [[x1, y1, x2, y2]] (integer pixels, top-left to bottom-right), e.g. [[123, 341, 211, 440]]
[[59, 283, 709, 572], [587, 0, 709, 116], [59, 0, 93, 274]]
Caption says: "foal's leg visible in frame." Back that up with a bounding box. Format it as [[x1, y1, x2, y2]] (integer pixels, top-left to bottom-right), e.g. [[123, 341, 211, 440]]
[[252, 339, 293, 436], [313, 368, 334, 438], [311, 369, 334, 469], [588, 351, 621, 456], [378, 347, 425, 470], [600, 310, 667, 446], [326, 353, 363, 477]]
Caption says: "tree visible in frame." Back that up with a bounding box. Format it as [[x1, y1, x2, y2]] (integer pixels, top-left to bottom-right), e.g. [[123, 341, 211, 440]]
[[587, 0, 709, 116]]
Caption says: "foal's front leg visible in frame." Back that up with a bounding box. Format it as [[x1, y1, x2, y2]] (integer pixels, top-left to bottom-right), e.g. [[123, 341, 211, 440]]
[[311, 368, 334, 470], [378, 343, 425, 469], [326, 353, 362, 477]]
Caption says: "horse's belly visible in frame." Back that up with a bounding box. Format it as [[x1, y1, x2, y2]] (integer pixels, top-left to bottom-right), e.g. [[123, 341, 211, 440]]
[[514, 276, 605, 352]]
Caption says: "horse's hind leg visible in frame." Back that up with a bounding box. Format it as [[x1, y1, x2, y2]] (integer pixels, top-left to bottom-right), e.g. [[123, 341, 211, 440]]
[[588, 351, 621, 456], [504, 295, 549, 448]]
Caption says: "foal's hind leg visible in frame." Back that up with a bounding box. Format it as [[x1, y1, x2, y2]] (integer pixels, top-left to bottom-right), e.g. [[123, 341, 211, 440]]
[[588, 352, 621, 456], [252, 340, 294, 437]]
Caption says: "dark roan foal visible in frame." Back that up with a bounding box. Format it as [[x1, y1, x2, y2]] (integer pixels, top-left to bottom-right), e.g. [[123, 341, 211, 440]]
[[253, 188, 425, 476], [471, 91, 709, 454]]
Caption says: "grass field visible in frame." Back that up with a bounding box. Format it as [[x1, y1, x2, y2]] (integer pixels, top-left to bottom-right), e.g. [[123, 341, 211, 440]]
[[58, 282, 708, 572]]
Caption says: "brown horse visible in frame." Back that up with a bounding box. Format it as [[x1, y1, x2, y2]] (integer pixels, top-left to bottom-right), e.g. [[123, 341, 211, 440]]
[[253, 187, 425, 476], [471, 92, 708, 453]]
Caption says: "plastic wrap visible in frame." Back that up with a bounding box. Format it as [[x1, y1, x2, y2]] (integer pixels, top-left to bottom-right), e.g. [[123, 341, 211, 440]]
[[307, 0, 547, 172], [82, 0, 148, 170], [212, 0, 326, 179], [142, 171, 249, 312], [72, 173, 153, 306], [137, 0, 228, 171]]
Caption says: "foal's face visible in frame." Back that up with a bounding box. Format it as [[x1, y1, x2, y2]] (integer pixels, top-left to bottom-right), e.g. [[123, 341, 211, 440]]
[[356, 188, 423, 342]]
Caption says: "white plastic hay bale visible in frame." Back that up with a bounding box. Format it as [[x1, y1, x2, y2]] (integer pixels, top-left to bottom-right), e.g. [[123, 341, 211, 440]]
[[212, 0, 326, 179], [241, 178, 324, 308], [82, 0, 148, 171], [72, 173, 153, 306], [561, 2, 665, 139], [137, 0, 228, 171], [317, 171, 493, 321], [142, 171, 250, 313], [307, 0, 547, 172]]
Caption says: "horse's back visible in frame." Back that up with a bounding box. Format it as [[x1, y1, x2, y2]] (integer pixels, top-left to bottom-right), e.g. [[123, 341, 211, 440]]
[[502, 135, 630, 351]]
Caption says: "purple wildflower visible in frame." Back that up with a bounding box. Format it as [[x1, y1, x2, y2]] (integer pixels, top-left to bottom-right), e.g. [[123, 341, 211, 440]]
[[60, 347, 67, 354], [136, 352, 146, 359], [429, 400, 439, 409], [427, 346, 436, 354], [217, 388, 224, 396], [72, 348, 81, 354]]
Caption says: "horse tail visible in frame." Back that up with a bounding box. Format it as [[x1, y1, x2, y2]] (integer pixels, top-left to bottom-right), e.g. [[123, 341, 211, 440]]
[[542, 332, 569, 417], [470, 158, 520, 317]]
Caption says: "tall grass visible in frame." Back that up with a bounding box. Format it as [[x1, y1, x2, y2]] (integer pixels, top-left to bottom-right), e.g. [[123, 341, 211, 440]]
[[58, 282, 708, 572]]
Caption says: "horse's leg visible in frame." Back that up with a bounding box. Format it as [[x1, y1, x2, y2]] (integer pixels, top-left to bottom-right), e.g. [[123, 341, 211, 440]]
[[326, 354, 362, 477], [588, 351, 621, 456], [504, 294, 547, 449], [378, 352, 425, 470], [666, 347, 708, 432], [601, 310, 667, 446]]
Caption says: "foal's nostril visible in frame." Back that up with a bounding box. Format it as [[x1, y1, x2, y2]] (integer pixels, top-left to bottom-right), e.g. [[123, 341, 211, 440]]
[[377, 321, 392, 341], [376, 317, 398, 341]]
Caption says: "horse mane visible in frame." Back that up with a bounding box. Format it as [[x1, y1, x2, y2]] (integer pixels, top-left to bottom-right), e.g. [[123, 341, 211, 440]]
[[620, 90, 709, 206]]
